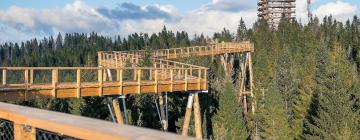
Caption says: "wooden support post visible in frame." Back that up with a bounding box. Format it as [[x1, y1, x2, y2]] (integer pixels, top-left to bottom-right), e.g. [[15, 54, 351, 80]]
[[112, 99, 124, 124], [98, 52, 102, 66], [29, 69, 34, 84], [198, 69, 201, 90], [117, 69, 123, 95], [193, 92, 202, 139], [76, 69, 81, 98], [185, 69, 188, 91], [98, 69, 103, 96], [182, 93, 194, 136], [24, 69, 29, 100], [24, 69, 29, 88], [203, 69, 207, 90], [170, 69, 173, 92], [149, 69, 153, 80], [107, 69, 113, 82], [155, 69, 158, 93], [2, 69, 6, 85], [103, 68, 108, 82], [248, 53, 255, 114], [159, 95, 167, 131], [133, 69, 137, 81], [51, 69, 58, 98], [137, 69, 141, 94], [14, 124, 36, 140]]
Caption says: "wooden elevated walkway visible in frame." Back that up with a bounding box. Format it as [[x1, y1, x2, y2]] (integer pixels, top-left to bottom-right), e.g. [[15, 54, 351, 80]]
[[0, 42, 254, 102]]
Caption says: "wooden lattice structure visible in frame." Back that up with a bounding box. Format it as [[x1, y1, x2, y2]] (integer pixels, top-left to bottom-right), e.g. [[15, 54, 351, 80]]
[[0, 42, 254, 139], [258, 0, 296, 27]]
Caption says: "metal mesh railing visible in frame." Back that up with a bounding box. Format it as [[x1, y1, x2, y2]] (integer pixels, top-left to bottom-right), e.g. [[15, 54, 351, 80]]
[[0, 119, 14, 140], [36, 129, 78, 140]]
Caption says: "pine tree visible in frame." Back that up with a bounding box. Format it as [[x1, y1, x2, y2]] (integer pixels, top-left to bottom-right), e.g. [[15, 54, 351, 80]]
[[212, 78, 249, 140], [236, 18, 248, 42], [302, 45, 360, 139], [258, 82, 292, 140]]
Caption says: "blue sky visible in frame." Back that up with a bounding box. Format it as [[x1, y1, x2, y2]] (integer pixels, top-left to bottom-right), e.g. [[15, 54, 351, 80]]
[[0, 0, 211, 12], [0, 0, 359, 43]]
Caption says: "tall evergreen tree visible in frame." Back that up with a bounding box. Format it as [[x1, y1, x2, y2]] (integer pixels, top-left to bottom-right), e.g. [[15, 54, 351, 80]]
[[258, 82, 292, 140], [236, 18, 248, 42], [212, 77, 249, 140], [302, 45, 360, 139]]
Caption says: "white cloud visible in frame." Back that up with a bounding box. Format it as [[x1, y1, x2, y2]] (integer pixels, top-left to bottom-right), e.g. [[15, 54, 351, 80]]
[[313, 0, 357, 22], [0, 0, 358, 43], [0, 0, 258, 43]]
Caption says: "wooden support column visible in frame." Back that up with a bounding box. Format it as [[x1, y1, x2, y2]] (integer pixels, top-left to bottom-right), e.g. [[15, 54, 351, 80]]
[[29, 69, 34, 84], [14, 124, 36, 140], [98, 69, 103, 96], [184, 69, 188, 91], [181, 93, 194, 136], [2, 69, 6, 85], [76, 69, 81, 98], [98, 52, 102, 66], [52, 69, 58, 98], [24, 69, 29, 100], [137, 69, 141, 94], [107, 69, 113, 82], [170, 69, 174, 92], [154, 69, 158, 93], [117, 69, 123, 95], [24, 69, 29, 88], [203, 69, 207, 90], [159, 94, 167, 131], [248, 53, 255, 114], [193, 92, 202, 139], [197, 69, 201, 90], [112, 99, 124, 124]]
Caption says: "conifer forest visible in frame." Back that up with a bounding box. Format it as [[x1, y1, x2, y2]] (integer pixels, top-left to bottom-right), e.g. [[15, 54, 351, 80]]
[[1, 16, 360, 139]]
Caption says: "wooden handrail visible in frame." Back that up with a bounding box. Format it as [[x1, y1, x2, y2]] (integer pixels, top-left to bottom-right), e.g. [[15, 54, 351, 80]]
[[0, 102, 190, 140]]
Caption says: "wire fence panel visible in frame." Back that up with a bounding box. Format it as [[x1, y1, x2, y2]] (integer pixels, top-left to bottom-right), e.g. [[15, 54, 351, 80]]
[[36, 129, 78, 140], [0, 119, 14, 140]]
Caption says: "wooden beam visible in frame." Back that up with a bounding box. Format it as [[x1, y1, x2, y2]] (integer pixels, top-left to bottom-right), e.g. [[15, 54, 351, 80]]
[[118, 69, 123, 95], [2, 69, 6, 85], [98, 69, 103, 96], [155, 69, 158, 93], [159, 94, 167, 131], [185, 69, 188, 91], [248, 53, 255, 114], [181, 93, 194, 136], [0, 102, 189, 140], [193, 92, 202, 139], [198, 69, 201, 90], [170, 69, 173, 92], [137, 69, 141, 94], [112, 99, 124, 124], [51, 69, 58, 98], [77, 69, 81, 98], [29, 69, 34, 84]]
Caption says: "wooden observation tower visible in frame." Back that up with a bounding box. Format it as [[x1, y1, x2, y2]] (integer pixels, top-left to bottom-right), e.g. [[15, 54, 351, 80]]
[[0, 42, 254, 139], [258, 0, 296, 27]]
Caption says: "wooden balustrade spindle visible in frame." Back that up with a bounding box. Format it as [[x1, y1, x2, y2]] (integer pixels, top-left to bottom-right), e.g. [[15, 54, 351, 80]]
[[2, 69, 6, 85], [51, 69, 58, 98], [76, 69, 81, 98]]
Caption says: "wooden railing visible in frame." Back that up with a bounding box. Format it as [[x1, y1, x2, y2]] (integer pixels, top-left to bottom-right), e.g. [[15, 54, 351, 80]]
[[98, 42, 254, 66], [0, 67, 207, 101], [0, 102, 190, 140]]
